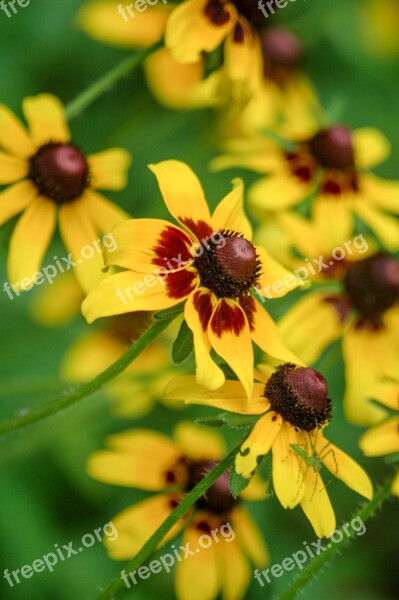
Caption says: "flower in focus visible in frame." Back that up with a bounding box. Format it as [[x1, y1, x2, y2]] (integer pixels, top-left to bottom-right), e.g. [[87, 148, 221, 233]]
[[0, 93, 131, 292], [82, 159, 301, 400], [88, 421, 269, 600], [213, 123, 399, 251], [166, 364, 373, 538], [359, 379, 399, 498]]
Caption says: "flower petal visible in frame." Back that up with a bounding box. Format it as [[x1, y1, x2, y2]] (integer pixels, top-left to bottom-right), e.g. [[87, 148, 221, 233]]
[[361, 174, 399, 215], [149, 160, 213, 239], [0, 180, 37, 226], [249, 173, 311, 212], [211, 178, 252, 240], [79, 189, 129, 234], [236, 412, 283, 478], [8, 196, 56, 286], [173, 420, 226, 460], [312, 196, 354, 251], [208, 298, 254, 400], [230, 506, 269, 568], [300, 469, 336, 538], [0, 103, 35, 158], [354, 201, 399, 251], [353, 127, 391, 170], [391, 471, 399, 497], [272, 424, 305, 509], [22, 94, 69, 146], [30, 271, 84, 327], [256, 246, 301, 299], [0, 152, 29, 184], [88, 148, 131, 190], [359, 418, 399, 457], [166, 0, 236, 63], [219, 533, 251, 600]]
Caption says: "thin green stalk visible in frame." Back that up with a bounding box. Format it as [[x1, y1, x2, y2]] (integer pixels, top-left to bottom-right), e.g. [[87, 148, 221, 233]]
[[97, 444, 241, 600], [277, 476, 394, 600], [0, 316, 173, 436], [65, 40, 163, 120]]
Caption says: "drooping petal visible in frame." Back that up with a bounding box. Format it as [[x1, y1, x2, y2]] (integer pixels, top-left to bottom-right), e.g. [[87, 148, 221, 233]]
[[0, 103, 35, 158], [218, 533, 251, 600], [185, 290, 225, 390], [0, 180, 37, 226], [211, 178, 252, 240], [315, 434, 373, 499], [300, 469, 336, 538], [353, 127, 391, 169], [278, 293, 345, 365], [236, 412, 283, 478], [166, 0, 236, 63], [0, 152, 29, 184], [224, 18, 260, 85], [230, 506, 269, 568], [354, 201, 399, 251], [359, 418, 399, 457], [240, 472, 268, 501], [175, 521, 220, 600], [149, 160, 213, 240], [79, 189, 129, 235], [255, 246, 301, 299], [312, 196, 354, 251], [360, 174, 399, 215], [22, 94, 69, 147], [272, 424, 305, 509], [87, 430, 181, 490], [8, 196, 56, 286], [173, 420, 226, 460], [88, 148, 131, 190], [208, 298, 254, 400]]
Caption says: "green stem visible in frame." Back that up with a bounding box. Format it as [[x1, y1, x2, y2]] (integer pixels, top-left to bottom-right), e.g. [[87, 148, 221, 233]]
[[277, 476, 394, 600], [65, 40, 163, 120], [97, 444, 240, 600], [0, 316, 173, 436]]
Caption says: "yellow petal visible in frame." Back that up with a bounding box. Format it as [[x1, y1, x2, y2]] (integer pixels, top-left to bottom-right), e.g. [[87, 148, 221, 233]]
[[312, 196, 354, 251], [359, 418, 399, 457], [236, 412, 283, 478], [149, 160, 212, 238], [61, 329, 124, 381], [360, 174, 399, 215], [272, 424, 305, 508], [0, 180, 37, 226], [22, 94, 69, 147], [87, 429, 181, 490], [315, 434, 373, 500], [76, 0, 169, 48], [276, 211, 321, 259], [176, 522, 220, 600], [166, 0, 236, 63], [391, 471, 399, 498], [300, 469, 336, 538], [278, 293, 344, 365], [29, 271, 84, 327], [256, 246, 301, 299], [0, 103, 35, 158], [353, 127, 391, 170], [80, 189, 129, 234], [165, 375, 266, 415], [219, 533, 251, 600], [224, 18, 260, 85], [249, 172, 311, 212], [230, 506, 269, 568], [368, 380, 399, 411], [184, 291, 226, 391], [354, 201, 399, 251], [173, 420, 225, 460], [105, 494, 186, 560], [240, 471, 268, 501], [88, 148, 131, 190], [211, 178, 252, 240], [8, 196, 56, 286], [208, 299, 254, 400], [0, 152, 29, 184]]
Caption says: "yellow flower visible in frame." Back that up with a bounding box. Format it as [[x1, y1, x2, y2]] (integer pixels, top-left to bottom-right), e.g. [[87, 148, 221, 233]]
[[87, 421, 269, 600], [213, 124, 399, 251], [166, 365, 373, 538], [0, 93, 131, 292], [359, 0, 399, 59], [82, 159, 301, 400], [359, 379, 399, 498]]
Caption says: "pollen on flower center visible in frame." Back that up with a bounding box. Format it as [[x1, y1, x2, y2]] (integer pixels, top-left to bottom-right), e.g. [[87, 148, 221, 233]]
[[194, 231, 261, 299], [29, 142, 90, 203], [265, 363, 332, 431], [308, 126, 355, 170], [344, 253, 399, 327], [187, 460, 237, 514]]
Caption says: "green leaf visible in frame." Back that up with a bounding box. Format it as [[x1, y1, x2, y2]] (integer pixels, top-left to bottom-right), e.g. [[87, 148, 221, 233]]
[[172, 320, 194, 364], [220, 412, 259, 430], [154, 302, 185, 320], [229, 469, 250, 498], [195, 416, 226, 428]]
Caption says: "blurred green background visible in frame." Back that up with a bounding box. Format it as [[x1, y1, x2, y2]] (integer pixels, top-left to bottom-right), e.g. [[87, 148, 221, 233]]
[[0, 0, 398, 599]]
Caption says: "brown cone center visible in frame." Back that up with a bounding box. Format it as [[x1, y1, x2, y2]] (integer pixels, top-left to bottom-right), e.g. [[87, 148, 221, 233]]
[[214, 237, 257, 283], [261, 27, 303, 69], [309, 126, 355, 170], [187, 460, 236, 514]]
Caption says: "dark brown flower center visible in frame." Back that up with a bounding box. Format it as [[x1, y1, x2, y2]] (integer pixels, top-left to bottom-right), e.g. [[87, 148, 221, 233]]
[[344, 253, 399, 327], [194, 231, 261, 299], [187, 460, 237, 514], [29, 142, 90, 203], [204, 0, 264, 26], [308, 126, 355, 171], [266, 364, 332, 431], [261, 27, 303, 71]]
